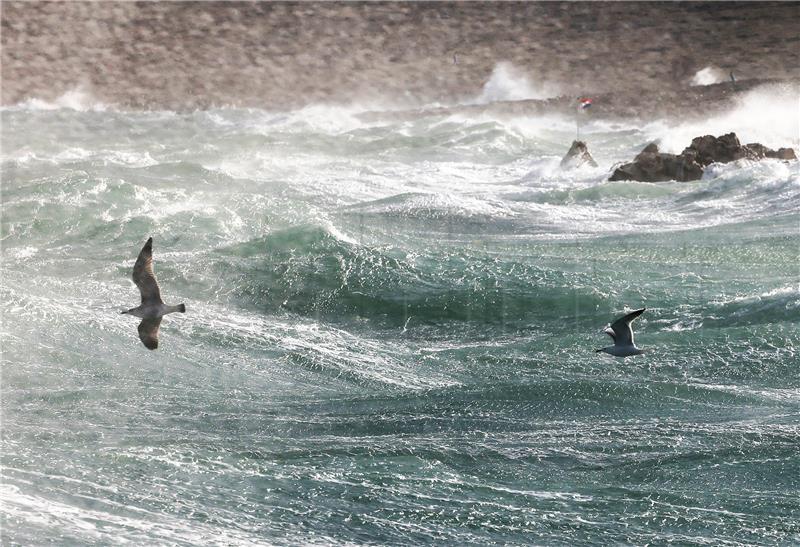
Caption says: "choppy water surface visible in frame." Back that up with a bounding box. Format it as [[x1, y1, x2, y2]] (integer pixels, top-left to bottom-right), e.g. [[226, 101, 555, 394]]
[[2, 88, 799, 545]]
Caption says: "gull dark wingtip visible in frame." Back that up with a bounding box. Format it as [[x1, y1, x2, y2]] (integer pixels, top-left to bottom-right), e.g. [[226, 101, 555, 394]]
[[627, 307, 646, 319], [138, 238, 153, 256]]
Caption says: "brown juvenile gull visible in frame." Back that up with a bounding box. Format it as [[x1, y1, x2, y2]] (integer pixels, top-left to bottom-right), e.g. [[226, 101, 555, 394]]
[[121, 237, 185, 349], [596, 308, 646, 357]]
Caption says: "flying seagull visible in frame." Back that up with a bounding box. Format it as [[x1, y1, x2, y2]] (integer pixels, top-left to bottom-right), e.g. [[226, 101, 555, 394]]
[[121, 237, 185, 349], [596, 308, 646, 357]]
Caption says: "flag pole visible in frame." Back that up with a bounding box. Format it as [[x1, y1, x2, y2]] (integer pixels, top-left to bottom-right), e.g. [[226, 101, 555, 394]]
[[576, 97, 592, 141]]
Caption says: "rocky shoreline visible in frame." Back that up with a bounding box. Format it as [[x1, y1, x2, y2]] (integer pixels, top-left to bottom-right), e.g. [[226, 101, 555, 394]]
[[357, 77, 798, 123]]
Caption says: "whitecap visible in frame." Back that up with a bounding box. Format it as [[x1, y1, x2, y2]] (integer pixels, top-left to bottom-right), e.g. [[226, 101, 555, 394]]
[[470, 62, 560, 105], [11, 87, 107, 112]]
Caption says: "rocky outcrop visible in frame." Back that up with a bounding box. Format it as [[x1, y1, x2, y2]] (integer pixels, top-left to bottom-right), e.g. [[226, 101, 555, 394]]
[[610, 133, 797, 182], [745, 143, 798, 160], [609, 142, 703, 182], [683, 133, 757, 166], [560, 140, 598, 169]]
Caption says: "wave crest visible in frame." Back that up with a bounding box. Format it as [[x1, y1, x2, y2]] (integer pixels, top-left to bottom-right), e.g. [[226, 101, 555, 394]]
[[215, 224, 608, 329]]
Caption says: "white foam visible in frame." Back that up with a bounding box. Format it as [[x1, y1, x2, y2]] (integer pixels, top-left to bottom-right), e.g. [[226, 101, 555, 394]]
[[354, 192, 516, 221], [4, 246, 39, 259], [105, 150, 158, 167], [289, 103, 367, 133], [129, 186, 217, 221], [323, 221, 359, 245], [712, 286, 800, 307], [12, 87, 107, 112], [691, 66, 728, 86], [643, 84, 800, 153], [0, 482, 264, 545]]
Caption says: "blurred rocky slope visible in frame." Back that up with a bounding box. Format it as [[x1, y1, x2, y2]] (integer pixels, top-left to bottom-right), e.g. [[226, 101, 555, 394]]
[[3, 2, 799, 110]]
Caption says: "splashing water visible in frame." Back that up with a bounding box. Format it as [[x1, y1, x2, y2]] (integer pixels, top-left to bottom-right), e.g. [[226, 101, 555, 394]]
[[472, 61, 560, 104], [690, 66, 729, 86]]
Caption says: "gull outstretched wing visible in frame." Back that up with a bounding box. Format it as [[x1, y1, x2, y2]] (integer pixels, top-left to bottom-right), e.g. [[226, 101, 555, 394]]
[[610, 308, 646, 346], [132, 237, 162, 305], [138, 317, 162, 350]]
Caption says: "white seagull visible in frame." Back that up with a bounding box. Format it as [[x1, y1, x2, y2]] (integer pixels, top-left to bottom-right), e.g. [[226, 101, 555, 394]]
[[596, 308, 646, 357], [121, 237, 185, 350]]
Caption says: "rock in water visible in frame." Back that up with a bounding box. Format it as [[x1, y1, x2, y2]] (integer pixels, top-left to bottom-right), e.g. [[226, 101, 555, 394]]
[[609, 133, 797, 183], [682, 133, 757, 166], [560, 140, 598, 169], [609, 142, 703, 182], [746, 143, 798, 160], [768, 148, 797, 160]]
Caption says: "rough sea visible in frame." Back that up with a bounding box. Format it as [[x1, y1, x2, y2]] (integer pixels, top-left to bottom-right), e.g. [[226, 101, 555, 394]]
[[2, 80, 799, 545]]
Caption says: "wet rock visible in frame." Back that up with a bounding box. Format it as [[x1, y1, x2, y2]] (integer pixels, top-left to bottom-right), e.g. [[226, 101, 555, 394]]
[[560, 140, 598, 169], [683, 132, 757, 166], [609, 142, 702, 182], [746, 143, 797, 160], [769, 147, 798, 160], [610, 133, 796, 183]]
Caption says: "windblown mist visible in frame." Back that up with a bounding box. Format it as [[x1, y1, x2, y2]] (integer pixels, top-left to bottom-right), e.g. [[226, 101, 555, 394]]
[[2, 2, 799, 545]]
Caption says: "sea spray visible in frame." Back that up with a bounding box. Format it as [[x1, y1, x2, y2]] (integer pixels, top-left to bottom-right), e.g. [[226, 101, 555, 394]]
[[472, 61, 561, 105]]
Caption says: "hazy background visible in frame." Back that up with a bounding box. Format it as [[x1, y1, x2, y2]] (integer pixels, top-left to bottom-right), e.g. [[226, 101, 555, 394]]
[[3, 1, 800, 110]]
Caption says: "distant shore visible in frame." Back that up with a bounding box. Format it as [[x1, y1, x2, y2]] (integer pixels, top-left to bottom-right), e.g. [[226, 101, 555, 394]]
[[358, 78, 799, 123], [3, 2, 799, 112]]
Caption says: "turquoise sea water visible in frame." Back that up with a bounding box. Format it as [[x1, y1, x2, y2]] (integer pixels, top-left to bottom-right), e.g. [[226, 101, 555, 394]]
[[1, 88, 799, 544]]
